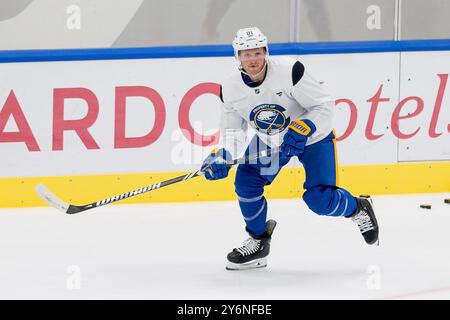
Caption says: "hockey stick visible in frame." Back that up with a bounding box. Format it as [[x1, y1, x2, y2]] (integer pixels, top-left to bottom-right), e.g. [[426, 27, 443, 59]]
[[36, 147, 279, 214]]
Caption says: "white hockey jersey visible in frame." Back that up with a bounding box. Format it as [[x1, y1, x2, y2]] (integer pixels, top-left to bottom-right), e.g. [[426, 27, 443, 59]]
[[219, 57, 335, 159]]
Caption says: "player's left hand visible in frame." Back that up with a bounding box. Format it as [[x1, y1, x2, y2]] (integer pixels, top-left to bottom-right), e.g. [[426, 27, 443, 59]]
[[201, 148, 233, 180], [280, 119, 316, 158]]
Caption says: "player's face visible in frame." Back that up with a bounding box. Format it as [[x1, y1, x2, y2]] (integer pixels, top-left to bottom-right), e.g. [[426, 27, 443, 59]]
[[238, 47, 266, 76]]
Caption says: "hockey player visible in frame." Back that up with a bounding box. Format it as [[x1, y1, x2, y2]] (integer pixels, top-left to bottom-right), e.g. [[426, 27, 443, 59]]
[[201, 27, 379, 271]]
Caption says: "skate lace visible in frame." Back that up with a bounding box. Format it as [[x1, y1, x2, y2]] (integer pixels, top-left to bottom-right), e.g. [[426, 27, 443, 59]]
[[236, 238, 261, 256], [352, 211, 374, 234]]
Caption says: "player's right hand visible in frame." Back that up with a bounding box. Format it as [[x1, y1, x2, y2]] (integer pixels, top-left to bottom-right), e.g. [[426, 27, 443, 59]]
[[280, 119, 316, 159], [201, 148, 232, 180]]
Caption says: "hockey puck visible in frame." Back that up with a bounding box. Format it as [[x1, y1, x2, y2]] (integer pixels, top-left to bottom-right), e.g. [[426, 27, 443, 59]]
[[445, 199, 450, 204], [359, 195, 371, 198], [420, 204, 431, 209]]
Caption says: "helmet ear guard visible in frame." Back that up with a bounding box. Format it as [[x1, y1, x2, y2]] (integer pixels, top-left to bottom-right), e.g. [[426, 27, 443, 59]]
[[232, 27, 269, 60]]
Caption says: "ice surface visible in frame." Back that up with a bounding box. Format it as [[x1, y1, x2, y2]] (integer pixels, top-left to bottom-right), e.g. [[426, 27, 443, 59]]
[[0, 193, 449, 300]]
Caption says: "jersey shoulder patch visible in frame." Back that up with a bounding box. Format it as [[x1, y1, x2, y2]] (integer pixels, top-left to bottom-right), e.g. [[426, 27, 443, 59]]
[[292, 61, 305, 86], [219, 85, 224, 102]]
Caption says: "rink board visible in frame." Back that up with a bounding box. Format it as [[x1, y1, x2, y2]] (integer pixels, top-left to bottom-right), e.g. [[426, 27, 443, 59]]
[[0, 51, 449, 207], [1, 161, 449, 208]]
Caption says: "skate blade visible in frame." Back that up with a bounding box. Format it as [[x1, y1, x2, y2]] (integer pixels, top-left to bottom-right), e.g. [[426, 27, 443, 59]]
[[226, 258, 267, 271]]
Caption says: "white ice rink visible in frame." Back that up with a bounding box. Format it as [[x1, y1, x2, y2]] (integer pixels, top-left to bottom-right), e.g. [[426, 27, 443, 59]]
[[1, 193, 449, 300]]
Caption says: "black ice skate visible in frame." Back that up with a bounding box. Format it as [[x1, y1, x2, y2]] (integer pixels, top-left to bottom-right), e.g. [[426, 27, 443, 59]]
[[350, 196, 379, 245], [226, 219, 277, 271]]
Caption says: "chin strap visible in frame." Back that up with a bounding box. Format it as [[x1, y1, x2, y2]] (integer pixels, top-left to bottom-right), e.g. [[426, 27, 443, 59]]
[[238, 57, 268, 80]]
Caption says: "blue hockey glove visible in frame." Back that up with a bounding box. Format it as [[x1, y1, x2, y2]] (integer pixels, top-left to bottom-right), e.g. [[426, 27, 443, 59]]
[[280, 119, 316, 159], [201, 148, 233, 180]]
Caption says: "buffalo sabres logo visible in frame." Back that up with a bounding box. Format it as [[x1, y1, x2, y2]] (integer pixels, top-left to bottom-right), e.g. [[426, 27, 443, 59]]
[[250, 104, 290, 135]]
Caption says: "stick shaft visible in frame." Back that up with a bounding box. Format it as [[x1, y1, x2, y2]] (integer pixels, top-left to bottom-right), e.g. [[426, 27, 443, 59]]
[[39, 147, 278, 214], [68, 170, 205, 214]]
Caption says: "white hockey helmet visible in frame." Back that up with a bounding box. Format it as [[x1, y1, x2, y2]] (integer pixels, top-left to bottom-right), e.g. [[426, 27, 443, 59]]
[[232, 27, 269, 59]]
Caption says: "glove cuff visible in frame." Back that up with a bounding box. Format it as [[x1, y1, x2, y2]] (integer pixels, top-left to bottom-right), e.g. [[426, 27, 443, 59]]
[[210, 148, 232, 163], [288, 119, 316, 137]]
